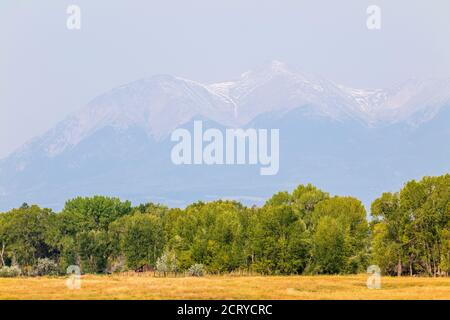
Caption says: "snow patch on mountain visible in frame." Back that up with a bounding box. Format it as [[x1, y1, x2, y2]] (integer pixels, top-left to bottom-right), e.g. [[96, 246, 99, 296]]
[[6, 61, 450, 159], [340, 78, 450, 126]]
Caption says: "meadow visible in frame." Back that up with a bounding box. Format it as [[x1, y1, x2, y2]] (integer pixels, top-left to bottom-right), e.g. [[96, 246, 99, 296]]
[[0, 274, 449, 300]]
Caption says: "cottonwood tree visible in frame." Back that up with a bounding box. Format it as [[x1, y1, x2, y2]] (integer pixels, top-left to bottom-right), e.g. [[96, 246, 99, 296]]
[[110, 213, 165, 270]]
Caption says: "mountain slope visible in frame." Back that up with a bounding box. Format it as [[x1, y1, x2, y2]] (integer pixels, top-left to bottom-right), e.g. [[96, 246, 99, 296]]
[[0, 61, 449, 210]]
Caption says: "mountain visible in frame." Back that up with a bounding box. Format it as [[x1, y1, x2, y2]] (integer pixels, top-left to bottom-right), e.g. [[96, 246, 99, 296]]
[[339, 77, 450, 126], [0, 61, 449, 211]]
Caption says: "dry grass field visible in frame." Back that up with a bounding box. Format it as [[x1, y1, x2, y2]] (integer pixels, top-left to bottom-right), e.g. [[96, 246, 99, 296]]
[[0, 274, 449, 300]]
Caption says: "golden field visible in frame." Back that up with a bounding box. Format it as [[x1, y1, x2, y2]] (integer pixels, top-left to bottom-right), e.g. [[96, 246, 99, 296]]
[[0, 274, 449, 300]]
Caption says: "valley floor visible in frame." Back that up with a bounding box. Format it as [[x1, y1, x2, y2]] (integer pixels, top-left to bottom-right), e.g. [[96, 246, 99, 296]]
[[0, 274, 449, 300]]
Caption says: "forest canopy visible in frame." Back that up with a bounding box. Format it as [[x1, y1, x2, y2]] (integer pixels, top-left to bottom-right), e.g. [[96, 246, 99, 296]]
[[0, 174, 448, 277]]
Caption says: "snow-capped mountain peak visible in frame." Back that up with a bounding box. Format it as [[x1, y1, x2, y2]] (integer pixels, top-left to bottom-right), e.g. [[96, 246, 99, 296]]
[[1, 61, 450, 211], [8, 62, 450, 159]]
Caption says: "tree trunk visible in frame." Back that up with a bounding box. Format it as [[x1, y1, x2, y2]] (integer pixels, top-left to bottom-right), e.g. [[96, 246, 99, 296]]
[[0, 242, 5, 267], [433, 260, 437, 278], [397, 258, 402, 277], [409, 261, 413, 277]]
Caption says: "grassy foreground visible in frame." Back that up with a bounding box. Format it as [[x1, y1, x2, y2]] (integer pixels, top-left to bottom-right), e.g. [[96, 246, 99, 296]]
[[0, 274, 449, 300]]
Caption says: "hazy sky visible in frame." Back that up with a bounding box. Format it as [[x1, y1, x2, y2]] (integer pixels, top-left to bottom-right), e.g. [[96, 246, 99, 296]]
[[1, 0, 450, 158]]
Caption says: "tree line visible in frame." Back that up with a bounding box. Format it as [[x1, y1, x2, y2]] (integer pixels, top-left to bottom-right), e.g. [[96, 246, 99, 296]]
[[0, 174, 448, 276]]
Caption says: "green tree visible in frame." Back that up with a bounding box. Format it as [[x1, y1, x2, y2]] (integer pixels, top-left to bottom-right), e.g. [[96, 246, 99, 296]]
[[312, 196, 369, 273], [254, 204, 309, 274], [371, 192, 412, 276], [371, 174, 450, 276], [110, 213, 165, 270], [291, 184, 329, 226], [400, 175, 450, 276], [77, 230, 110, 273], [312, 216, 347, 274], [0, 205, 56, 267], [58, 196, 132, 235]]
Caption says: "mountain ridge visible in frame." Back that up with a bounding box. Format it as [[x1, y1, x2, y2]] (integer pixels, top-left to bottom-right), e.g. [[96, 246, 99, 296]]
[[5, 61, 450, 160], [1, 61, 449, 211]]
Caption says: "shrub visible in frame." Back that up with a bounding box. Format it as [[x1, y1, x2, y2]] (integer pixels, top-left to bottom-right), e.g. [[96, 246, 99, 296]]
[[156, 251, 178, 275], [0, 266, 22, 277], [108, 256, 127, 273], [188, 264, 205, 277], [34, 258, 59, 276]]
